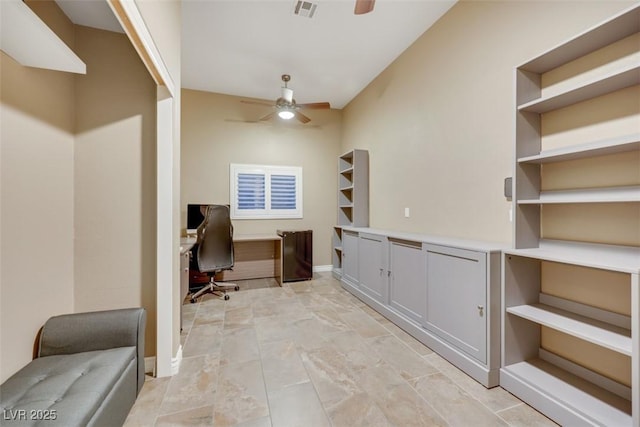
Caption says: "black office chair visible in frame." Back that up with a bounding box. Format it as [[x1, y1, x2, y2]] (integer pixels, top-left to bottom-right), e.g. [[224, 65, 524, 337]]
[[190, 205, 239, 302]]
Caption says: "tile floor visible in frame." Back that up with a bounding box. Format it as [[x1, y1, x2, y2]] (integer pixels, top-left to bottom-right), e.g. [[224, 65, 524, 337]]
[[124, 273, 556, 427]]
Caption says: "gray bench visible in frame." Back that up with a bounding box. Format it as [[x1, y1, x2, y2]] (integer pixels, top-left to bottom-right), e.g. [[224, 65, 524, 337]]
[[1, 308, 146, 427]]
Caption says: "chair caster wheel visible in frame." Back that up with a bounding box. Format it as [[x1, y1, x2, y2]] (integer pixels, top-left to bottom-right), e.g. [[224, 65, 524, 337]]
[[190, 298, 196, 304], [234, 286, 240, 291], [224, 294, 230, 301]]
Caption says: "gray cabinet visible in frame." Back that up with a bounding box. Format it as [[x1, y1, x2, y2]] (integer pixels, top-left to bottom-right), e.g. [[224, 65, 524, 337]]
[[341, 230, 359, 286], [424, 244, 487, 364], [339, 226, 503, 387], [388, 239, 427, 325], [358, 233, 388, 303]]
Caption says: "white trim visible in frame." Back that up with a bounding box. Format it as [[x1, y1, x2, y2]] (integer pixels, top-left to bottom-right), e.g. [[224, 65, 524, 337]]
[[171, 345, 183, 375], [155, 88, 174, 377], [144, 357, 156, 375], [106, 0, 175, 96], [313, 265, 333, 273]]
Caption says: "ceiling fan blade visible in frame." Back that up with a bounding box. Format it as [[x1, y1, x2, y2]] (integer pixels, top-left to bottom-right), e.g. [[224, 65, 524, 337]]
[[260, 112, 275, 121], [241, 100, 274, 107], [294, 112, 311, 124], [298, 102, 330, 110], [354, 0, 375, 15]]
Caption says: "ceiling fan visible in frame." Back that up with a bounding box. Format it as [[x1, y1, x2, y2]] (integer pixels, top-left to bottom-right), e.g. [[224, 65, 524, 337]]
[[240, 74, 330, 124]]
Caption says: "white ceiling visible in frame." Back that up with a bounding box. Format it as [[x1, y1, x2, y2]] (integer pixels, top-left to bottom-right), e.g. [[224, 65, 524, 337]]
[[56, 0, 456, 109]]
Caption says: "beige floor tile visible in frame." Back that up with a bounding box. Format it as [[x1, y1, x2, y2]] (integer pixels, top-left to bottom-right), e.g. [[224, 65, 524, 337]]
[[182, 324, 223, 358], [328, 330, 385, 372], [213, 360, 269, 427], [379, 319, 434, 356], [155, 405, 213, 426], [339, 311, 391, 339], [326, 392, 390, 427], [425, 352, 521, 412], [268, 382, 331, 427], [192, 299, 225, 327], [300, 346, 363, 408], [366, 334, 439, 380], [371, 382, 447, 427], [260, 340, 310, 392], [233, 416, 273, 427], [123, 376, 170, 427], [220, 326, 260, 366], [137, 275, 551, 427], [159, 354, 219, 416], [410, 372, 509, 427], [496, 403, 559, 427], [254, 316, 296, 344]]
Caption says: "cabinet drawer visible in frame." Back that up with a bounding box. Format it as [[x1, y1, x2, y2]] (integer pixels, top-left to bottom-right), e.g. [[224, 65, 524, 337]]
[[424, 244, 487, 363]]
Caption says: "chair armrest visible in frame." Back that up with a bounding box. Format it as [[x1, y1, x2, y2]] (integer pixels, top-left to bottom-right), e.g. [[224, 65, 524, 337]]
[[38, 308, 146, 394]]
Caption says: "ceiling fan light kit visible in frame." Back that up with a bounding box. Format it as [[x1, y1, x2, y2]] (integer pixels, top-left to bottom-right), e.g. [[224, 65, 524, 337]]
[[278, 110, 295, 120], [240, 74, 330, 124]]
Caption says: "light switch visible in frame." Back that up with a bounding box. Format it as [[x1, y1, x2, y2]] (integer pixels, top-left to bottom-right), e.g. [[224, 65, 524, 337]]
[[404, 207, 410, 218]]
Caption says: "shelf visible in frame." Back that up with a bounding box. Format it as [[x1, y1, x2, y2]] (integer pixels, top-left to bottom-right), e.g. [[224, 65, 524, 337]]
[[339, 204, 353, 209], [518, 134, 640, 164], [340, 167, 354, 175], [501, 359, 632, 426], [507, 304, 631, 355], [340, 186, 354, 192], [517, 185, 640, 204], [518, 63, 640, 113], [504, 240, 640, 274], [519, 5, 640, 73], [334, 246, 343, 252], [340, 151, 354, 161], [0, 0, 86, 74]]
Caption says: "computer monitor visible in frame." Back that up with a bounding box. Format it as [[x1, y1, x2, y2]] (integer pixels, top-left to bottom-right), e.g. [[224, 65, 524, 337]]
[[186, 204, 207, 234]]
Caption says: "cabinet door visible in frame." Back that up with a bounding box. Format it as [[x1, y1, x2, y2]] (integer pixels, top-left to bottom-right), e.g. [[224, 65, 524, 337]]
[[389, 239, 427, 324], [358, 233, 388, 303], [342, 231, 359, 285], [424, 244, 487, 363]]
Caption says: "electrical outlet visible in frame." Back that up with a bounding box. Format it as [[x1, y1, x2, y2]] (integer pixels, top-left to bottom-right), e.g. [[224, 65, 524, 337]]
[[404, 207, 410, 218]]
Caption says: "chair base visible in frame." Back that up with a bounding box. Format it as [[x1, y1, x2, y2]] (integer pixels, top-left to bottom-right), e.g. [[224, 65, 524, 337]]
[[190, 279, 239, 302]]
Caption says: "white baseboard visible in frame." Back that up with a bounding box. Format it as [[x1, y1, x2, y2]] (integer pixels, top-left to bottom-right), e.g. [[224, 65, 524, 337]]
[[313, 265, 332, 273], [144, 344, 183, 377], [144, 357, 156, 375], [171, 345, 183, 375]]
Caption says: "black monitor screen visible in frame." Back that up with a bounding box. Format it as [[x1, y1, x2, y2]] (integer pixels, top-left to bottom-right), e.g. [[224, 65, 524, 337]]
[[187, 204, 207, 230]]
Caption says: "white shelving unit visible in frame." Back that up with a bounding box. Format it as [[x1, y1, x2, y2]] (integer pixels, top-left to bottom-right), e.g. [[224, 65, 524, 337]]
[[332, 149, 369, 278], [501, 4, 640, 426]]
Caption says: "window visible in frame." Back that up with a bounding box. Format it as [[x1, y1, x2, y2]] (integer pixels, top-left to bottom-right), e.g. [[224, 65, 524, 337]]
[[230, 164, 302, 219]]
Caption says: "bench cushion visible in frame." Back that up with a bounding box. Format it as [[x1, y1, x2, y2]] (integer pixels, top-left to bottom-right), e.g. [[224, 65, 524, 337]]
[[0, 347, 136, 426]]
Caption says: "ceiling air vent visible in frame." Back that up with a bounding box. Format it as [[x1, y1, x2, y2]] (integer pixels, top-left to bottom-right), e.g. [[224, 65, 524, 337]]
[[294, 1, 317, 18]]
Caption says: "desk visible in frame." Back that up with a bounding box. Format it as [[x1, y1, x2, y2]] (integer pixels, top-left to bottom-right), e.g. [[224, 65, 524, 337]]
[[180, 234, 283, 286]]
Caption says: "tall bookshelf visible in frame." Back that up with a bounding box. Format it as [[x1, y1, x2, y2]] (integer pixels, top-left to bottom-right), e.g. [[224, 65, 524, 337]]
[[332, 149, 369, 278], [501, 5, 640, 426]]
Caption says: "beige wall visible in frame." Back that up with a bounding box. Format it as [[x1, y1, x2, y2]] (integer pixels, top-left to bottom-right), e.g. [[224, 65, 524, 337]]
[[341, 0, 635, 244], [73, 26, 157, 356], [0, 1, 76, 382], [181, 89, 342, 267]]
